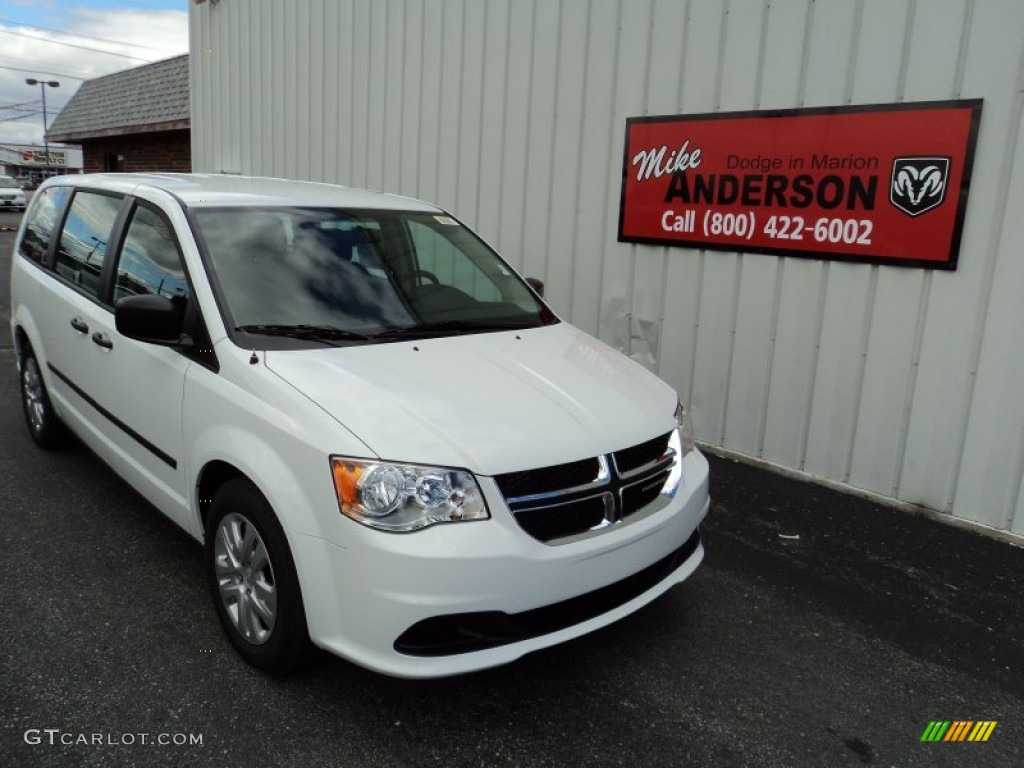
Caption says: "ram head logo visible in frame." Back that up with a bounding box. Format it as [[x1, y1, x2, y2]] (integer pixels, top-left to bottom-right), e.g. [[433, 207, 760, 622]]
[[890, 157, 951, 216]]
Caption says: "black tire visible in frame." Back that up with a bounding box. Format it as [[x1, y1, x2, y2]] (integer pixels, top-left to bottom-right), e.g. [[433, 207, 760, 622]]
[[205, 478, 311, 674], [19, 345, 69, 450]]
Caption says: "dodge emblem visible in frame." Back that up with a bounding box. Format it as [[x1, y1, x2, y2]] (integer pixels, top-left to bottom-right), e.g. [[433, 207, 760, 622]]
[[890, 157, 951, 217]]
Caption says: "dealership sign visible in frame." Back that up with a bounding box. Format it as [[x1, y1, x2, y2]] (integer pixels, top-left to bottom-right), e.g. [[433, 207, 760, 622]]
[[19, 149, 67, 167], [618, 100, 982, 269]]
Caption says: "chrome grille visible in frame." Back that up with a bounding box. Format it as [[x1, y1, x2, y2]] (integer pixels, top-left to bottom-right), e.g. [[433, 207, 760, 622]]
[[495, 432, 679, 544]]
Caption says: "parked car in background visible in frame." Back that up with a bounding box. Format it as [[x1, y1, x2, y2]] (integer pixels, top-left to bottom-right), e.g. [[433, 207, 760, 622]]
[[9, 173, 709, 678], [0, 175, 27, 211]]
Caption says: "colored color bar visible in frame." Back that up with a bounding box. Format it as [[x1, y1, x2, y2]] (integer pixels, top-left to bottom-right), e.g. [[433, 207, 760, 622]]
[[979, 721, 997, 742], [945, 721, 972, 742], [921, 721, 950, 742]]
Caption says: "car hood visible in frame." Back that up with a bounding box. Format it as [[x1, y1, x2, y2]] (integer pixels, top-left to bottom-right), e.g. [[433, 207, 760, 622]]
[[263, 323, 678, 476]]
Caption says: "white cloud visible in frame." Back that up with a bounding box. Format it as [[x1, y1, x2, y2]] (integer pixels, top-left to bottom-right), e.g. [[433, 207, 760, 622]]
[[0, 6, 187, 146]]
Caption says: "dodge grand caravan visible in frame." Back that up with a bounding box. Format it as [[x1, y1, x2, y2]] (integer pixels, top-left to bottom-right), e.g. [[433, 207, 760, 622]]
[[9, 173, 709, 677]]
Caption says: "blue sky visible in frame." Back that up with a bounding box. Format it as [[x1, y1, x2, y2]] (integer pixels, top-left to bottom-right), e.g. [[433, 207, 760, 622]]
[[0, 0, 188, 145]]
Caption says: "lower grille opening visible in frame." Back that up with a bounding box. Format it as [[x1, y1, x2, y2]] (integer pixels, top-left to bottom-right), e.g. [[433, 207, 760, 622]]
[[393, 529, 701, 657]]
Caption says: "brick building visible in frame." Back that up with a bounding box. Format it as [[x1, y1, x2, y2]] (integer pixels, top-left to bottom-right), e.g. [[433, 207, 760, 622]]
[[47, 55, 190, 173]]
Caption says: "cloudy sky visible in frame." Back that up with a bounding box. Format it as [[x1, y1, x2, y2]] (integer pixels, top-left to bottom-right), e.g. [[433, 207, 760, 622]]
[[0, 0, 188, 146]]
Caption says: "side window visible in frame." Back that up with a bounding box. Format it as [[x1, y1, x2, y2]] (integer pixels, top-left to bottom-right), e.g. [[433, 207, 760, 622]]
[[407, 220, 501, 302], [18, 186, 70, 263], [113, 205, 190, 304], [55, 191, 123, 298]]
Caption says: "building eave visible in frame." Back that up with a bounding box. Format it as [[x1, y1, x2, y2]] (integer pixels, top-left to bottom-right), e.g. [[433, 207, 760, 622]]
[[48, 119, 191, 143]]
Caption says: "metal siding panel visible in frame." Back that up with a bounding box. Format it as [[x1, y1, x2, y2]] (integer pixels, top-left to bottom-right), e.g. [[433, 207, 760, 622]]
[[723, 0, 807, 456], [690, 1, 763, 439], [306, 0, 326, 181], [851, 0, 912, 103], [399, 0, 424, 195], [347, 0, 369, 186], [543, 0, 589, 317], [898, 1, 1020, 511], [1015, 481, 1024, 537], [322, 0, 341, 183], [801, 0, 858, 107], [848, 267, 927, 496], [188, 6, 204, 169], [417, 2, 444, 198], [495, 0, 535, 273], [722, 256, 777, 455], [691, 251, 739, 444], [954, 101, 1024, 528], [380, 0, 404, 192], [519, 0, 561, 298], [719, 0, 764, 111], [272, 0, 288, 176], [565, 0, 619, 336], [803, 265, 872, 480], [762, 1, 851, 468], [951, 16, 1024, 528], [455, 0, 486, 223], [434, 0, 465, 210], [761, 259, 825, 468], [295, 0, 314, 180], [904, 0, 970, 100], [844, 0, 922, 497], [595, 1, 652, 351], [474, 0, 509, 244], [663, 0, 725, 429], [646, 1, 699, 400], [365, 0, 388, 187], [758, 0, 811, 108], [631, 0, 689, 377]]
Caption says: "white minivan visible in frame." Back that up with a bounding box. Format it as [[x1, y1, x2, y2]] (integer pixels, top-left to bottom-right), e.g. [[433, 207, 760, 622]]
[[9, 173, 709, 677]]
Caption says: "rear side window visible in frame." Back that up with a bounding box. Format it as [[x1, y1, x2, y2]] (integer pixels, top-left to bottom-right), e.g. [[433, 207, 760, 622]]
[[113, 205, 190, 304], [55, 191, 123, 299], [18, 186, 70, 263]]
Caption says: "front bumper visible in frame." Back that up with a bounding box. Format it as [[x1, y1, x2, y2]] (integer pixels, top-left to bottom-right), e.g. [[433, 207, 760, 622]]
[[291, 448, 710, 678]]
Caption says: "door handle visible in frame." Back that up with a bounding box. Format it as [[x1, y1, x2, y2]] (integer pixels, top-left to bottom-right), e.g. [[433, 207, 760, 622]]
[[70, 317, 89, 334], [91, 332, 113, 350]]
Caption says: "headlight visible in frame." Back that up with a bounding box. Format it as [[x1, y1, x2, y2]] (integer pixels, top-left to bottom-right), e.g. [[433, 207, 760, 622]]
[[330, 457, 490, 532], [674, 401, 696, 455]]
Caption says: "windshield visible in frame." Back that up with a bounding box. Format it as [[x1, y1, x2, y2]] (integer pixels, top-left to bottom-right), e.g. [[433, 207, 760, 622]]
[[193, 207, 556, 344], [0, 177, 20, 189]]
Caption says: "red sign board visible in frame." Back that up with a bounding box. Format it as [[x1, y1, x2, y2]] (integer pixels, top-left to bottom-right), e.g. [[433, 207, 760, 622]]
[[618, 100, 982, 269]]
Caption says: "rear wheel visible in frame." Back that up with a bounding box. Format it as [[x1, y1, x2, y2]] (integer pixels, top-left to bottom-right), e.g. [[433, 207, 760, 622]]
[[205, 478, 311, 673], [19, 347, 68, 449]]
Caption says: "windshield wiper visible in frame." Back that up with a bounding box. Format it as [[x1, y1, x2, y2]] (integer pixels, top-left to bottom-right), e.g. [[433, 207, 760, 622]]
[[369, 320, 538, 339], [235, 323, 372, 344]]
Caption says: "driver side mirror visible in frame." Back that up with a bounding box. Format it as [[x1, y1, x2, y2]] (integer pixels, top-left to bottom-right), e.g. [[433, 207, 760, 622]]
[[115, 294, 187, 346], [525, 277, 545, 297]]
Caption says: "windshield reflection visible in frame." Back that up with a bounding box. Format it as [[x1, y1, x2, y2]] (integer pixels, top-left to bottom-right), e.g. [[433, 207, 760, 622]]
[[195, 208, 555, 344]]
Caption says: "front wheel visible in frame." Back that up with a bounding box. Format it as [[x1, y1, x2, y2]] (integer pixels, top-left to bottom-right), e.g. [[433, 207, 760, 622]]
[[20, 347, 68, 449], [205, 479, 311, 673]]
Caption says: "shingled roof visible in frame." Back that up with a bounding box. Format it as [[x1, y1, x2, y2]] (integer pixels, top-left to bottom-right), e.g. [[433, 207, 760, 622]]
[[47, 54, 189, 142]]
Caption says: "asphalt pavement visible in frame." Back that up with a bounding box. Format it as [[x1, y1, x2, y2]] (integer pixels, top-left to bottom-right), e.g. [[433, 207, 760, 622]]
[[1, 213, 1022, 767]]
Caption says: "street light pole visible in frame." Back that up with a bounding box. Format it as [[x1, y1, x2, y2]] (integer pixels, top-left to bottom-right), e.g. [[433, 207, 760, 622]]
[[25, 78, 60, 177]]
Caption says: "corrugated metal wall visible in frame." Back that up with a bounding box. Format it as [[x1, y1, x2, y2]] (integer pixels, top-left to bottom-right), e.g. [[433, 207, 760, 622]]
[[190, 0, 1024, 535]]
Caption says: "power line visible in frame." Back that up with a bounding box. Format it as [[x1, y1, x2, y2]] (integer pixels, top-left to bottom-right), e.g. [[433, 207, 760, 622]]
[[0, 28, 155, 63], [0, 100, 42, 111], [0, 18, 167, 52], [0, 112, 41, 124], [0, 61, 90, 81]]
